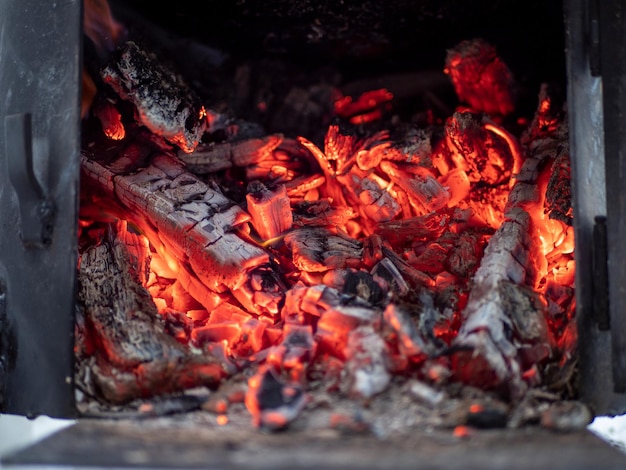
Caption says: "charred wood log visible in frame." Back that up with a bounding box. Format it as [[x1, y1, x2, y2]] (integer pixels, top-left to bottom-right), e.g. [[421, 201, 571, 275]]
[[81, 150, 285, 317], [76, 224, 227, 405], [100, 40, 207, 153], [291, 199, 357, 228], [451, 86, 570, 401]]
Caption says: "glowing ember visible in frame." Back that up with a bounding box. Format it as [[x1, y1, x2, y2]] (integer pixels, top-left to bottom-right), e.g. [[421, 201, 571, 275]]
[[78, 15, 578, 432]]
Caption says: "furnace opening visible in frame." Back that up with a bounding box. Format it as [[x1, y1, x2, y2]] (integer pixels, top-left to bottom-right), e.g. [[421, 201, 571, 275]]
[[75, 0, 584, 434]]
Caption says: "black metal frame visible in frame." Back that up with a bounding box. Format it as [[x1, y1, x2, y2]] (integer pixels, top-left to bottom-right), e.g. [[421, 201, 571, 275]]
[[565, 0, 626, 415], [0, 0, 82, 418]]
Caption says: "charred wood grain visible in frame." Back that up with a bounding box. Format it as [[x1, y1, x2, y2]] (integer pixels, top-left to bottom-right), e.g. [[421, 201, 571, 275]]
[[284, 227, 363, 273], [451, 87, 569, 400], [81, 151, 284, 316], [100, 41, 206, 153], [77, 225, 227, 404]]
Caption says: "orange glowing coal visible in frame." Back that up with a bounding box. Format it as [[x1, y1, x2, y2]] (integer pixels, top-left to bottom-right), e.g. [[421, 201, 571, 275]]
[[79, 1, 576, 431]]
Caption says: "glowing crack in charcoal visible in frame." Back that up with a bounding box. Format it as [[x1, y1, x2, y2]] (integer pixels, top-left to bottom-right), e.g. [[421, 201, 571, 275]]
[[78, 8, 579, 434]]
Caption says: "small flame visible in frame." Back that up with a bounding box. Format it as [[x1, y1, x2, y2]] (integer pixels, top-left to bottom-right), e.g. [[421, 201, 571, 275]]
[[83, 0, 126, 55]]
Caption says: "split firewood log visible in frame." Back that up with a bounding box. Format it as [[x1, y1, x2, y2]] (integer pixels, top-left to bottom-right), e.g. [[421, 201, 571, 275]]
[[80, 147, 285, 318], [451, 85, 570, 401], [76, 223, 228, 405]]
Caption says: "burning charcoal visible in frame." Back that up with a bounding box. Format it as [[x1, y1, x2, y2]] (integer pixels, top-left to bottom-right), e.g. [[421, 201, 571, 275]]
[[355, 141, 400, 171], [466, 404, 509, 429], [179, 134, 284, 174], [391, 126, 434, 164], [81, 152, 285, 316], [191, 322, 242, 349], [356, 126, 433, 171], [281, 284, 322, 324], [314, 290, 382, 359], [379, 246, 435, 289], [284, 174, 326, 199], [281, 282, 375, 327], [284, 227, 363, 273], [521, 83, 565, 144], [298, 126, 403, 224], [178, 144, 234, 174], [232, 318, 267, 358], [92, 94, 125, 141], [516, 86, 574, 290], [447, 230, 489, 279], [101, 41, 206, 153], [545, 151, 573, 226], [280, 324, 317, 367], [267, 324, 317, 378], [242, 142, 314, 184], [336, 166, 402, 223], [245, 365, 307, 430], [334, 88, 393, 125], [232, 265, 286, 317], [342, 270, 386, 305], [319, 268, 352, 292], [444, 38, 517, 116], [208, 303, 253, 325], [375, 210, 453, 249], [341, 326, 391, 399], [443, 110, 516, 186], [291, 199, 357, 228], [411, 235, 455, 274], [77, 223, 227, 404], [76, 19, 579, 433], [362, 233, 384, 268], [245, 181, 293, 241], [502, 283, 550, 345], [370, 257, 409, 297], [382, 303, 430, 361], [439, 168, 471, 207], [379, 161, 450, 215]]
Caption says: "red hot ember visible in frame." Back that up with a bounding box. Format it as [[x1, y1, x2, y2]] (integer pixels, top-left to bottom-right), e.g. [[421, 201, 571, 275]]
[[77, 22, 577, 433]]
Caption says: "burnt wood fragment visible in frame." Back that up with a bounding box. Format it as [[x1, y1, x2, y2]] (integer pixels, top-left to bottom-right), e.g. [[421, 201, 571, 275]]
[[245, 365, 307, 430], [451, 86, 571, 401], [76, 224, 227, 404], [246, 181, 293, 241], [444, 38, 517, 116], [101, 41, 206, 153], [81, 151, 285, 317], [283, 227, 363, 273], [179, 134, 284, 174]]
